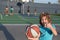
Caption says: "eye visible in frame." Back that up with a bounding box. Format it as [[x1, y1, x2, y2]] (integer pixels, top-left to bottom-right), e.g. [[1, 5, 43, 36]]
[[45, 19, 47, 20], [45, 17, 47, 20]]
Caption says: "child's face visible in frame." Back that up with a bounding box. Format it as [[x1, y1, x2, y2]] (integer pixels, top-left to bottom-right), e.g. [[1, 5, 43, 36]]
[[41, 16, 49, 25]]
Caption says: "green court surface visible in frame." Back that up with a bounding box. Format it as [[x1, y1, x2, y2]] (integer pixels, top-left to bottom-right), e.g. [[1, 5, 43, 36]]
[[0, 13, 60, 24]]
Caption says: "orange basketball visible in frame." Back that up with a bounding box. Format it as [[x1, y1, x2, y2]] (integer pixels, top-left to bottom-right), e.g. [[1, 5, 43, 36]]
[[26, 24, 40, 38]]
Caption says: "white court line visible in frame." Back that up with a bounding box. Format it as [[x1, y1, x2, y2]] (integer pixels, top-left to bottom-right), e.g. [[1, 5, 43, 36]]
[[2, 24, 60, 26], [3, 24, 29, 25]]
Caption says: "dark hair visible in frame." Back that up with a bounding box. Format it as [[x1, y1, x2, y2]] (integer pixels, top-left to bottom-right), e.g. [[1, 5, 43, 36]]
[[39, 12, 52, 26], [6, 6, 8, 8], [10, 6, 13, 8]]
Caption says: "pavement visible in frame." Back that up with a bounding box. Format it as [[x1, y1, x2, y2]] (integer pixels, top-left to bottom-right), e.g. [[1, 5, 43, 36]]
[[0, 24, 60, 40]]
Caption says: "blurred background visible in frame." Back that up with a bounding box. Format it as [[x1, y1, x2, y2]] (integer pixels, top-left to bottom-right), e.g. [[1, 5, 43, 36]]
[[0, 0, 60, 40]]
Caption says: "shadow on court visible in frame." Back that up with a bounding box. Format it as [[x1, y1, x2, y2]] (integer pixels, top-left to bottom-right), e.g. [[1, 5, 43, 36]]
[[0, 23, 15, 40]]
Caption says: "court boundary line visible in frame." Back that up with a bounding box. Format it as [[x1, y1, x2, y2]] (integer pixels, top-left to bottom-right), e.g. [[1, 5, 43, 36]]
[[2, 24, 60, 25]]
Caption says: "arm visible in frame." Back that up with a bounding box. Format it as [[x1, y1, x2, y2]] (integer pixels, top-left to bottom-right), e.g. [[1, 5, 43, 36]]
[[46, 23, 58, 36], [50, 25, 57, 36]]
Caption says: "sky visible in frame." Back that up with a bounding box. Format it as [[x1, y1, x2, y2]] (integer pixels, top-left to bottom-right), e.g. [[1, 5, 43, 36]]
[[34, 0, 58, 4]]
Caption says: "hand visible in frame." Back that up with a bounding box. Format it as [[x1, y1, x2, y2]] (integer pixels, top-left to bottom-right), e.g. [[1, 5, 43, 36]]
[[44, 23, 52, 29], [44, 23, 58, 36], [26, 32, 40, 40]]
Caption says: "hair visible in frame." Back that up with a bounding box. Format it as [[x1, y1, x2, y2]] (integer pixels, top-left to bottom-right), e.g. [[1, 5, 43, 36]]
[[6, 6, 8, 8], [39, 12, 52, 26], [11, 6, 13, 8]]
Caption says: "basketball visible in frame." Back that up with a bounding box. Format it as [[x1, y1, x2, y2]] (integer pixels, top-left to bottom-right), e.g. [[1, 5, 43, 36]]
[[26, 24, 40, 38]]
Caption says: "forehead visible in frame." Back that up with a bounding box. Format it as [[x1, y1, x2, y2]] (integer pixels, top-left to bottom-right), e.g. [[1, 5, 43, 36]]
[[42, 16, 47, 19]]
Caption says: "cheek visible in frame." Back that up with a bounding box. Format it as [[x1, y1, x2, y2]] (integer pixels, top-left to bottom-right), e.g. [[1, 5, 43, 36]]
[[41, 21, 43, 23], [46, 20, 49, 23]]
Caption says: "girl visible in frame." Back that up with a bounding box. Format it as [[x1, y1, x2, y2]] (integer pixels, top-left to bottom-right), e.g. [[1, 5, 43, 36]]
[[10, 6, 14, 15], [39, 12, 57, 40], [5, 6, 9, 16], [26, 12, 58, 40]]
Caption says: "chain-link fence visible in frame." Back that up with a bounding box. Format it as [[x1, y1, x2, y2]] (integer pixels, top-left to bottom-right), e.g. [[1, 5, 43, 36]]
[[0, 0, 60, 14]]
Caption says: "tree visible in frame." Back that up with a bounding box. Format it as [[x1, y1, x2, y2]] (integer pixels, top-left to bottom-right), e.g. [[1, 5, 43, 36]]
[[31, 0, 34, 3], [58, 0, 60, 3], [30, 0, 34, 3], [17, 2, 22, 13]]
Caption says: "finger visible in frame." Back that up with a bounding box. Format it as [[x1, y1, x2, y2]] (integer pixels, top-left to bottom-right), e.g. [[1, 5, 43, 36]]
[[28, 37, 34, 39], [44, 24, 47, 27]]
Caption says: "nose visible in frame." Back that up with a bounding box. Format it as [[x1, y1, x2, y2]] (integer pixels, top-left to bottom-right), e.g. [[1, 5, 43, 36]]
[[43, 20, 45, 23]]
